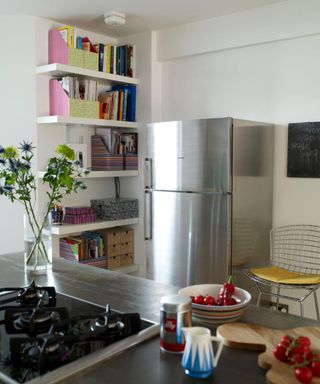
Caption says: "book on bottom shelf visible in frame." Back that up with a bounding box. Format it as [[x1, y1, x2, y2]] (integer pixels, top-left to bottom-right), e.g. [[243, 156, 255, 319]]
[[60, 232, 106, 269]]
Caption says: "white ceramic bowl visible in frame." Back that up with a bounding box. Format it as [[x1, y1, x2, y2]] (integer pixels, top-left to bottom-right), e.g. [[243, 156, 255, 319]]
[[178, 284, 251, 324]]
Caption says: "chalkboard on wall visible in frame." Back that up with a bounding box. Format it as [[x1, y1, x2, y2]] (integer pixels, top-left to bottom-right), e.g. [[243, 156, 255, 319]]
[[287, 122, 320, 178]]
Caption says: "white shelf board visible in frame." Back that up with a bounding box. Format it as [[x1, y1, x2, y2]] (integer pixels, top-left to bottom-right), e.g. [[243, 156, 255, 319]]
[[38, 170, 138, 179], [37, 115, 138, 128], [36, 63, 138, 85], [109, 264, 139, 274], [52, 218, 139, 236]]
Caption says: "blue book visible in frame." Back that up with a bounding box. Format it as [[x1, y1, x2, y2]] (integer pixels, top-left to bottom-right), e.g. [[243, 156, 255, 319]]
[[76, 36, 82, 49], [98, 43, 105, 72], [128, 85, 136, 122], [122, 89, 128, 121]]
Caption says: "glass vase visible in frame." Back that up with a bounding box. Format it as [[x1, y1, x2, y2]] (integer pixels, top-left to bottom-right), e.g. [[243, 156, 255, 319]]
[[24, 213, 52, 274]]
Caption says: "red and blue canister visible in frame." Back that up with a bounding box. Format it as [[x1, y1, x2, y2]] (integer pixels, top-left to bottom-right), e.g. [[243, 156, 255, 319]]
[[160, 294, 192, 353]]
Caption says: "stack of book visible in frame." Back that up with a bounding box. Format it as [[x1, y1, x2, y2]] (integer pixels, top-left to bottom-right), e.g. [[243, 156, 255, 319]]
[[63, 206, 97, 225]]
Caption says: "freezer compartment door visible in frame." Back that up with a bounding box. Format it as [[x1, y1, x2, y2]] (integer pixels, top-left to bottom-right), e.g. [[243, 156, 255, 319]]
[[146, 190, 230, 287], [147, 118, 232, 192]]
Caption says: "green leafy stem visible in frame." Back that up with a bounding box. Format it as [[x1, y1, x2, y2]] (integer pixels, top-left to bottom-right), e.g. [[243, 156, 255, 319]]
[[0, 142, 87, 269]]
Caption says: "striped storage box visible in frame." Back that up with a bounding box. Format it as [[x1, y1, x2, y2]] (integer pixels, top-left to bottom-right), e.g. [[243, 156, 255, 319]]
[[91, 135, 138, 171]]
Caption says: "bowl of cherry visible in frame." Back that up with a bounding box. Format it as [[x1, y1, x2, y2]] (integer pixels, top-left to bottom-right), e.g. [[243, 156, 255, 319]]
[[178, 279, 251, 324]]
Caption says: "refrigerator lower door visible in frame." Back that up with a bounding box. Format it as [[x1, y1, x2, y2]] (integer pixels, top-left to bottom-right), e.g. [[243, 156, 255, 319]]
[[146, 190, 230, 287]]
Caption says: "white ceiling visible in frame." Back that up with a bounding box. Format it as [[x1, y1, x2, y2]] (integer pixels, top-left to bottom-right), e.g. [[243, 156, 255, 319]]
[[0, 0, 287, 37]]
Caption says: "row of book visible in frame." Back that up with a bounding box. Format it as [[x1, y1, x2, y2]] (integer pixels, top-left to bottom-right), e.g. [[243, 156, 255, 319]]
[[95, 129, 138, 155], [60, 231, 104, 262], [56, 76, 136, 122], [98, 84, 136, 122], [56, 25, 135, 77], [59, 76, 99, 101], [94, 43, 135, 77]]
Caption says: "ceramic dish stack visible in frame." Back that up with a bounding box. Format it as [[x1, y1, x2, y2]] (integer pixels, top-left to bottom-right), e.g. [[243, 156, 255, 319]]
[[178, 284, 251, 324]]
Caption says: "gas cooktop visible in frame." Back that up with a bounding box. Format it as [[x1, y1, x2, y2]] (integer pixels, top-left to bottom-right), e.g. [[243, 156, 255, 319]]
[[0, 281, 159, 384]]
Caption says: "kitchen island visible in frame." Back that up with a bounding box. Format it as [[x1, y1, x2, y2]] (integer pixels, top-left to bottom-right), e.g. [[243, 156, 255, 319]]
[[1, 252, 319, 384]]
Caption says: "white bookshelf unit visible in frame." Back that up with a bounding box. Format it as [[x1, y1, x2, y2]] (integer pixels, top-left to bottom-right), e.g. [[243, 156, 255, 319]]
[[37, 115, 138, 128], [38, 170, 138, 179], [36, 31, 140, 276], [36, 63, 138, 85], [51, 218, 139, 236]]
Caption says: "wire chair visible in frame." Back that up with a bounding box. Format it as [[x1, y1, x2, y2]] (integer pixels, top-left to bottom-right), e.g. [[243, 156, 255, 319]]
[[244, 225, 320, 320]]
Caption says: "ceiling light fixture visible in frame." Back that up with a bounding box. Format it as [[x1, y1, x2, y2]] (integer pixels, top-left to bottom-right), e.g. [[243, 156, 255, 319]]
[[104, 11, 126, 27]]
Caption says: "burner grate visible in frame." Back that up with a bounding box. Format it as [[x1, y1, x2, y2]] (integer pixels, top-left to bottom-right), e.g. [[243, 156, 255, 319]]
[[0, 281, 56, 310], [0, 281, 157, 384]]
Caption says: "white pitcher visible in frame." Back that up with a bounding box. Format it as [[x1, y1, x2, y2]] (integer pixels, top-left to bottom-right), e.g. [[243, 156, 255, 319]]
[[181, 327, 224, 379]]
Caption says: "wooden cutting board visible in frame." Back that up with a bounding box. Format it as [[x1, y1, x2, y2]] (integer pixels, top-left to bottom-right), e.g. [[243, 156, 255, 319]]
[[216, 322, 320, 384]]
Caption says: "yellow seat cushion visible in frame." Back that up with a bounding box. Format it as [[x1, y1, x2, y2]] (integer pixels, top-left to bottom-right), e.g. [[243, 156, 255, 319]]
[[250, 266, 320, 285]]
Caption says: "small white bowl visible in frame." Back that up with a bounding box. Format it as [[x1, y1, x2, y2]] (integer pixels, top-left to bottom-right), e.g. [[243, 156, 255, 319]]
[[178, 284, 251, 324]]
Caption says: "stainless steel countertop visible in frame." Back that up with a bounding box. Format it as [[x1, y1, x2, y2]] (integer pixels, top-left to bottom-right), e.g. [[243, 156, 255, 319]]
[[1, 252, 319, 384]]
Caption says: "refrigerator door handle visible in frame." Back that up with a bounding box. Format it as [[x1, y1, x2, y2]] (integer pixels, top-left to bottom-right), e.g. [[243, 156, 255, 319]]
[[145, 158, 153, 189], [144, 190, 152, 240]]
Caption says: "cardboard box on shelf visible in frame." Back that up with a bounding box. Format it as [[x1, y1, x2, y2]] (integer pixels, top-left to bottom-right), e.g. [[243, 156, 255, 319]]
[[49, 30, 98, 70]]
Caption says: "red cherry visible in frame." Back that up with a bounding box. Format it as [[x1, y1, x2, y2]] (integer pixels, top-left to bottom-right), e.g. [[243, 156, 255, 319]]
[[311, 361, 320, 377], [273, 345, 288, 362], [279, 335, 293, 348], [294, 367, 313, 384], [203, 295, 216, 306], [193, 295, 204, 304]]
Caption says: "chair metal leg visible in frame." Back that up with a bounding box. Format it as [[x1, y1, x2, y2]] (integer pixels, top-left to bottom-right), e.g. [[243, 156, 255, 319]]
[[299, 300, 304, 317], [276, 286, 280, 311], [313, 291, 320, 321], [257, 292, 262, 307]]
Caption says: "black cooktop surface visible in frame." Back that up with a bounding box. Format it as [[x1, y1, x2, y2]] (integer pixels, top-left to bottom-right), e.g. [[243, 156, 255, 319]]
[[0, 281, 152, 383]]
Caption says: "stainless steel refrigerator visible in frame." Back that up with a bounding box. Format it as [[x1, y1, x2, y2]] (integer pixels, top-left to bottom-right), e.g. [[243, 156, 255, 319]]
[[144, 118, 274, 289]]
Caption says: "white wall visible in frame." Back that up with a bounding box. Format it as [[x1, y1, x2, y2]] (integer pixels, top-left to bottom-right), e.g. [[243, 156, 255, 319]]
[[155, 0, 320, 319], [118, 30, 153, 277], [160, 34, 320, 227], [0, 16, 37, 254]]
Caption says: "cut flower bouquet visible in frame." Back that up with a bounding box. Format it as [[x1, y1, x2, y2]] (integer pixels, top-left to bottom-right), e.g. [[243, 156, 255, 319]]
[[0, 141, 87, 272]]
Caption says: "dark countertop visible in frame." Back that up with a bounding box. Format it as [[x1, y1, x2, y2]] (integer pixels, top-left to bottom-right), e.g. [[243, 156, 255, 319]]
[[1, 252, 319, 384]]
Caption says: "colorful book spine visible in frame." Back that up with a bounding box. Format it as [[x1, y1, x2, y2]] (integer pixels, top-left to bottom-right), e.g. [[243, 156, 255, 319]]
[[106, 45, 111, 73], [122, 88, 128, 121], [98, 43, 105, 72], [118, 90, 124, 120], [129, 45, 135, 78]]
